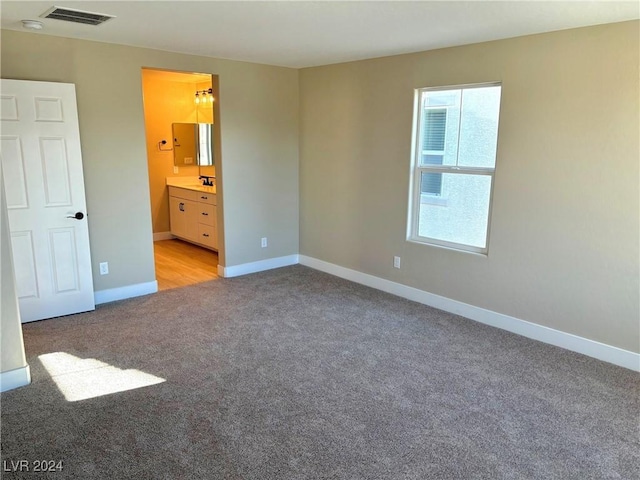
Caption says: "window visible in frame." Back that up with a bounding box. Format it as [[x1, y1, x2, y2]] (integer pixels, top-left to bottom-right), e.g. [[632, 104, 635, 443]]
[[408, 83, 502, 254]]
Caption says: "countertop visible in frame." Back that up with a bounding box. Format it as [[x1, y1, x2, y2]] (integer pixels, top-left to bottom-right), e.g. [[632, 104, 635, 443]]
[[166, 176, 216, 194]]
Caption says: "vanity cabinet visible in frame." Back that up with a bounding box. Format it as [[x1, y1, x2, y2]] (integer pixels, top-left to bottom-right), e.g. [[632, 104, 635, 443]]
[[168, 186, 217, 250]]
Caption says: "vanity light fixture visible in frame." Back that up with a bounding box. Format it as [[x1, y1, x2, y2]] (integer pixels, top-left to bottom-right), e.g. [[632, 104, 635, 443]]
[[194, 88, 214, 104]]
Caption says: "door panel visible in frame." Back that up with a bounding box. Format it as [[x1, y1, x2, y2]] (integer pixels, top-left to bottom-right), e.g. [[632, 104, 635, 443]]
[[1, 79, 95, 322], [40, 137, 72, 206], [34, 97, 64, 122], [49, 228, 79, 293], [0, 136, 28, 208], [0, 95, 19, 120], [10, 231, 39, 299]]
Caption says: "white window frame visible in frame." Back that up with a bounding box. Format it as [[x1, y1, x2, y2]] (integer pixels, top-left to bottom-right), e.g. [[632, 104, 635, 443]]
[[407, 82, 501, 255]]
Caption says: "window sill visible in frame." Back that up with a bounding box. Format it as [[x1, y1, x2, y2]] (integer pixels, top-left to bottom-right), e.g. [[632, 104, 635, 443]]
[[407, 236, 488, 257]]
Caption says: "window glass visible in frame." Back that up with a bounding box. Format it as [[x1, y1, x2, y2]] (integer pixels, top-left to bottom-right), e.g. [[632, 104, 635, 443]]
[[417, 173, 492, 249], [458, 86, 501, 168], [420, 172, 443, 196]]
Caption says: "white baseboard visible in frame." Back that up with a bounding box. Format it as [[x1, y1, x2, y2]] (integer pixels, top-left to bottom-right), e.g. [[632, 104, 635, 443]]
[[153, 232, 174, 241], [299, 255, 640, 372], [219, 254, 299, 278], [94, 281, 158, 305], [0, 365, 31, 392]]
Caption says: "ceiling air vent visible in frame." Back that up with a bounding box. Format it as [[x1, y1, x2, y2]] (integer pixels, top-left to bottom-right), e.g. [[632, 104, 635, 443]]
[[41, 6, 115, 26]]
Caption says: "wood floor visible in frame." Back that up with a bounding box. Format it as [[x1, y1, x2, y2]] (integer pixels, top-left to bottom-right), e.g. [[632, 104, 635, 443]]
[[154, 239, 218, 291]]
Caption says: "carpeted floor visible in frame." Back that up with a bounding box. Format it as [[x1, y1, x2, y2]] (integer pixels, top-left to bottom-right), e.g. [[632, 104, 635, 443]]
[[1, 265, 638, 479]]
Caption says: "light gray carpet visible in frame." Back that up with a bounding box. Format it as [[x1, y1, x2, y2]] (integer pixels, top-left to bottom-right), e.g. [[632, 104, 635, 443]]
[[1, 265, 638, 479]]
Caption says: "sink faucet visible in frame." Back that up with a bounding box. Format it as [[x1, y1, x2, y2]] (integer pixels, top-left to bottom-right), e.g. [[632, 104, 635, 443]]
[[199, 175, 215, 187]]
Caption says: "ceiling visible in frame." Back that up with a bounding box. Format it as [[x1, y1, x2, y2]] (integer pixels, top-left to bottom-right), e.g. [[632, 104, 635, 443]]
[[1, 1, 638, 68]]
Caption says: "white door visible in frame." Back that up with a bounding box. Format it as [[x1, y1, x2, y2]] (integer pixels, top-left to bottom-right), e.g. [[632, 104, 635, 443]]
[[0, 79, 95, 322]]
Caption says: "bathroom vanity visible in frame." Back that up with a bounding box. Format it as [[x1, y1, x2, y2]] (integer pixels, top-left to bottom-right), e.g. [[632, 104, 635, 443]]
[[168, 184, 217, 250]]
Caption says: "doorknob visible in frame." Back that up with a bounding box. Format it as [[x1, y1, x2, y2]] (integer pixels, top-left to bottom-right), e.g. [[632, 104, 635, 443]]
[[67, 212, 85, 220]]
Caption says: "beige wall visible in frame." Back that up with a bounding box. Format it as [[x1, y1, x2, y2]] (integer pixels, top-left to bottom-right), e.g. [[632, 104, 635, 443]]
[[1, 30, 299, 290], [299, 21, 640, 352], [0, 165, 27, 376]]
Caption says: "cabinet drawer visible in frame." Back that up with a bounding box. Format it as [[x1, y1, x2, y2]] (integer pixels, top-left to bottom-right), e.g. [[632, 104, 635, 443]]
[[198, 224, 217, 249], [197, 192, 216, 205], [168, 186, 198, 202], [198, 203, 216, 226]]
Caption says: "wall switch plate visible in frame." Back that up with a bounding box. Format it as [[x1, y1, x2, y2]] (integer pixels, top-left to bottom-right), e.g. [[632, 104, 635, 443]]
[[184, 157, 193, 164], [393, 256, 401, 269], [99, 262, 109, 275], [173, 166, 179, 174], [261, 237, 268, 248]]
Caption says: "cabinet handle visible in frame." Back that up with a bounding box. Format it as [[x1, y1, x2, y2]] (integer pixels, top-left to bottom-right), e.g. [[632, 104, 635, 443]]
[[201, 196, 208, 200], [203, 233, 209, 237], [201, 212, 208, 216], [179, 202, 185, 212]]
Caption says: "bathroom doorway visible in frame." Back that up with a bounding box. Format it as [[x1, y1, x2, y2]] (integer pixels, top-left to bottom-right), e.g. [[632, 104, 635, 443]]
[[140, 68, 222, 291]]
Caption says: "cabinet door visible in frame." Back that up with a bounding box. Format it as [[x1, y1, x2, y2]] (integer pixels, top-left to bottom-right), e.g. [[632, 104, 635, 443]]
[[169, 197, 198, 241]]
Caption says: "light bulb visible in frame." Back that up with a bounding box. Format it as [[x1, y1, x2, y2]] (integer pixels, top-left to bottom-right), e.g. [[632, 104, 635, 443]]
[[195, 93, 200, 105]]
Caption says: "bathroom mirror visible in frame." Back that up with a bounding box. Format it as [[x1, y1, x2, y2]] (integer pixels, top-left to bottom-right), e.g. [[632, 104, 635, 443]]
[[172, 123, 213, 166]]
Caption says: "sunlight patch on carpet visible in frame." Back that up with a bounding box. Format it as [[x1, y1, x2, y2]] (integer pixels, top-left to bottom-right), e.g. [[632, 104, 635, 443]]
[[38, 352, 165, 402]]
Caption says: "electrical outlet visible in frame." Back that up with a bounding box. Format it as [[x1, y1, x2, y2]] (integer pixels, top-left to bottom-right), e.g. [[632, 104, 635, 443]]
[[261, 237, 268, 248], [173, 166, 179, 174], [99, 262, 109, 275], [393, 256, 401, 269]]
